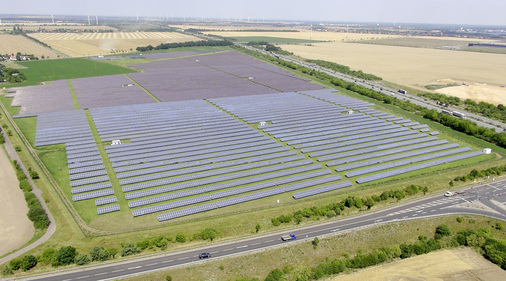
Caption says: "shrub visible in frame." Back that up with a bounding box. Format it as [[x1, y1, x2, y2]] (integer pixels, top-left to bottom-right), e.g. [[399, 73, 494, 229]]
[[457, 217, 463, 223], [90, 246, 110, 261], [326, 210, 337, 218], [107, 248, 118, 258], [53, 246, 77, 266], [74, 253, 90, 265], [200, 228, 219, 241], [312, 237, 320, 249], [1, 265, 12, 276], [19, 179, 32, 192], [20, 255, 37, 271], [175, 233, 186, 243], [271, 218, 281, 226], [165, 275, 172, 281], [435, 225, 451, 240], [121, 242, 140, 257], [39, 247, 56, 264], [9, 258, 22, 270], [14, 145, 21, 152], [255, 223, 261, 233]]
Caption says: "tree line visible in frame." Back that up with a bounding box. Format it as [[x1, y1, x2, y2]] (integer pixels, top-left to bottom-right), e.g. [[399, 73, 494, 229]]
[[135, 40, 233, 52]]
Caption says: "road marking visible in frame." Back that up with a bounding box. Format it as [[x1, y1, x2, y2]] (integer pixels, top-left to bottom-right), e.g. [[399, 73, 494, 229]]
[[223, 248, 233, 252], [146, 263, 158, 266], [331, 229, 339, 232], [161, 260, 173, 263], [375, 219, 383, 222], [237, 245, 248, 249], [95, 272, 107, 276], [251, 242, 261, 246], [177, 257, 188, 260], [76, 276, 89, 280], [112, 269, 124, 273], [128, 266, 142, 270], [265, 239, 274, 242]]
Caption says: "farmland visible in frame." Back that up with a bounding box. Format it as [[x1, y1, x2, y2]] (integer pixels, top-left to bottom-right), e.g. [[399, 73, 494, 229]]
[[27, 32, 201, 57], [0, 34, 59, 58]]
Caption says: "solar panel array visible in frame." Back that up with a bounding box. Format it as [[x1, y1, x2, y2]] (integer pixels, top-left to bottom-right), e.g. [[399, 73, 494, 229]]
[[293, 180, 353, 199], [97, 204, 120, 215]]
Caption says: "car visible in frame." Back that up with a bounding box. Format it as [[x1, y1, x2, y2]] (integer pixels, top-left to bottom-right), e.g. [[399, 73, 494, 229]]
[[199, 253, 211, 259]]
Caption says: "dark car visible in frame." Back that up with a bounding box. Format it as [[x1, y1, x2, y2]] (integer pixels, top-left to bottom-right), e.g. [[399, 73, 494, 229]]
[[199, 253, 211, 259]]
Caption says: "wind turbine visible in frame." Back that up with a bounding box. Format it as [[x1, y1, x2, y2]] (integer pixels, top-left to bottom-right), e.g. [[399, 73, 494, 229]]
[[96, 15, 99, 25]]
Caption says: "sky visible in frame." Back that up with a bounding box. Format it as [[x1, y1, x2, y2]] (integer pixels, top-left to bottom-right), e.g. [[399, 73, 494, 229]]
[[2, 0, 505, 26]]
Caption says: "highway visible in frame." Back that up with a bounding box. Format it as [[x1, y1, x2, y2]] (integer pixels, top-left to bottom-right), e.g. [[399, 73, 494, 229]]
[[240, 44, 505, 133], [23, 179, 506, 281]]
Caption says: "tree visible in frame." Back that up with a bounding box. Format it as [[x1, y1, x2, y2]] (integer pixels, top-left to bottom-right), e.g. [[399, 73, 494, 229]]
[[200, 228, 219, 241], [312, 237, 320, 249], [1, 265, 12, 276], [20, 255, 37, 271], [107, 248, 118, 259], [54, 246, 77, 266], [255, 223, 261, 233]]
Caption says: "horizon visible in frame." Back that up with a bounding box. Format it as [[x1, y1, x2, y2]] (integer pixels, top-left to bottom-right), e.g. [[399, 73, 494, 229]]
[[0, 0, 505, 26]]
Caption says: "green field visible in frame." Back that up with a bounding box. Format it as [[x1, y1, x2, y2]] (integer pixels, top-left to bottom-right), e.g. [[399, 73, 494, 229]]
[[229, 36, 321, 44], [2, 58, 137, 87]]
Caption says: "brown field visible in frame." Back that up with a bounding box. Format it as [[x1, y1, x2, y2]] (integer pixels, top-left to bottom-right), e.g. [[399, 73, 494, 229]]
[[0, 146, 34, 256], [28, 32, 201, 57], [278, 41, 506, 104], [0, 34, 60, 58], [1, 24, 117, 31], [433, 78, 506, 105], [331, 248, 506, 281]]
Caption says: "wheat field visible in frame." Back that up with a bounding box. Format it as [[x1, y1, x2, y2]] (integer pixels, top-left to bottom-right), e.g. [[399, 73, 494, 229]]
[[28, 32, 200, 57], [0, 34, 60, 58]]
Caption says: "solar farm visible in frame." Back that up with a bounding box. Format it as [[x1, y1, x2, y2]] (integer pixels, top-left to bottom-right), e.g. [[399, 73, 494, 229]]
[[6, 50, 487, 227]]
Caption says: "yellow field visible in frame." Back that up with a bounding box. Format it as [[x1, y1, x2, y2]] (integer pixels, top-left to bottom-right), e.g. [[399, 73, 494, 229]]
[[28, 32, 201, 57], [1, 24, 117, 31], [433, 78, 506, 105], [332, 248, 506, 281], [0, 34, 60, 58], [207, 29, 399, 41]]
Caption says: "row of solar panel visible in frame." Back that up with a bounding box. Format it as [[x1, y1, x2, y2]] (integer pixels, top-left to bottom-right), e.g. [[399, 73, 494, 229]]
[[125, 164, 324, 200], [331, 141, 455, 168], [293, 181, 353, 199], [71, 182, 112, 194], [355, 151, 484, 183], [97, 204, 120, 215], [128, 169, 335, 208], [119, 155, 305, 185], [122, 160, 314, 192], [346, 147, 472, 177], [72, 189, 114, 201]]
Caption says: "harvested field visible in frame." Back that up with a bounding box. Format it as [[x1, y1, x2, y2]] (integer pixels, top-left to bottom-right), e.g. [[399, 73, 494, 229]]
[[332, 248, 506, 281], [207, 30, 398, 42], [0, 146, 35, 256], [0, 34, 59, 59], [1, 24, 117, 32], [432, 79, 506, 105], [279, 42, 506, 104], [27, 32, 200, 57]]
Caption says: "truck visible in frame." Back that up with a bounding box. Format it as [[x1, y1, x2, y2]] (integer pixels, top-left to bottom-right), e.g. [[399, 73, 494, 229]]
[[398, 89, 407, 94], [281, 233, 297, 241]]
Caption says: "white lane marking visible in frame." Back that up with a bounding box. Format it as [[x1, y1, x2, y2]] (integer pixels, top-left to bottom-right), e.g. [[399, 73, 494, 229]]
[[76, 276, 89, 280], [222, 248, 233, 251], [146, 263, 158, 266], [161, 260, 173, 263], [112, 269, 124, 273], [251, 242, 261, 246], [177, 257, 188, 260], [331, 229, 339, 232], [265, 239, 274, 242], [128, 266, 142, 270], [237, 245, 248, 249], [95, 272, 107, 276]]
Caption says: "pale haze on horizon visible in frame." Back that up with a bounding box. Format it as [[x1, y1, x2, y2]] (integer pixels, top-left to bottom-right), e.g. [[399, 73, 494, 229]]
[[1, 0, 505, 26]]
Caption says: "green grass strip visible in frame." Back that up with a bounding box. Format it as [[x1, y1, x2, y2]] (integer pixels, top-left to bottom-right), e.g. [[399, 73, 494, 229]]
[[83, 109, 126, 209], [67, 79, 80, 110], [125, 74, 161, 102]]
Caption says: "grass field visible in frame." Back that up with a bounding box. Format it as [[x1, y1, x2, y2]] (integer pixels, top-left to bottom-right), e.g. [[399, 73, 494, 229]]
[[4, 58, 137, 87], [27, 32, 200, 57], [0, 34, 59, 58]]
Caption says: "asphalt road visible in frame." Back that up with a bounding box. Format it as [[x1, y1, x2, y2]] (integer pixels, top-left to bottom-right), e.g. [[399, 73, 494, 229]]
[[22, 179, 506, 281]]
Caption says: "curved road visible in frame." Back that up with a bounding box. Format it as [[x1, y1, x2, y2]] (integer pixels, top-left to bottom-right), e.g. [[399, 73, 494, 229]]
[[19, 179, 506, 281]]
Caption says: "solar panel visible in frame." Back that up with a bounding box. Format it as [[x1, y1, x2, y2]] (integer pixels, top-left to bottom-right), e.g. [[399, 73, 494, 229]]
[[293, 181, 353, 199]]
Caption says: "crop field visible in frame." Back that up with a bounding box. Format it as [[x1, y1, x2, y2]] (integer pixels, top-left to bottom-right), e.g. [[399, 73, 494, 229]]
[[207, 30, 398, 42], [2, 49, 502, 236], [0, 34, 59, 58], [279, 41, 506, 105], [0, 24, 117, 31], [27, 32, 200, 57], [226, 36, 321, 44]]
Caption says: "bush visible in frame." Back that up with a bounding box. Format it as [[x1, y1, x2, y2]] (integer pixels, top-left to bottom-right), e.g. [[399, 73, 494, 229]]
[[20, 255, 37, 271], [1, 265, 12, 276], [90, 246, 110, 261], [53, 246, 77, 266], [108, 248, 118, 258], [435, 225, 451, 240], [326, 210, 337, 218], [312, 237, 320, 249], [166, 275, 172, 281], [121, 242, 140, 257], [271, 218, 281, 226], [175, 233, 186, 243], [39, 247, 56, 264], [255, 223, 261, 233], [74, 253, 90, 265], [265, 268, 285, 281], [9, 258, 22, 270], [19, 179, 32, 192], [200, 228, 220, 241]]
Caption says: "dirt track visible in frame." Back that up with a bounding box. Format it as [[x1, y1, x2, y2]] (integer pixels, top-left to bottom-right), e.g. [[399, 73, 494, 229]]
[[0, 143, 34, 256]]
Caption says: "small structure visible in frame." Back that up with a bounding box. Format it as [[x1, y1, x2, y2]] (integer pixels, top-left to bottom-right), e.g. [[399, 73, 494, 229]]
[[259, 121, 266, 127], [483, 148, 492, 154], [111, 140, 121, 145], [347, 110, 354, 114]]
